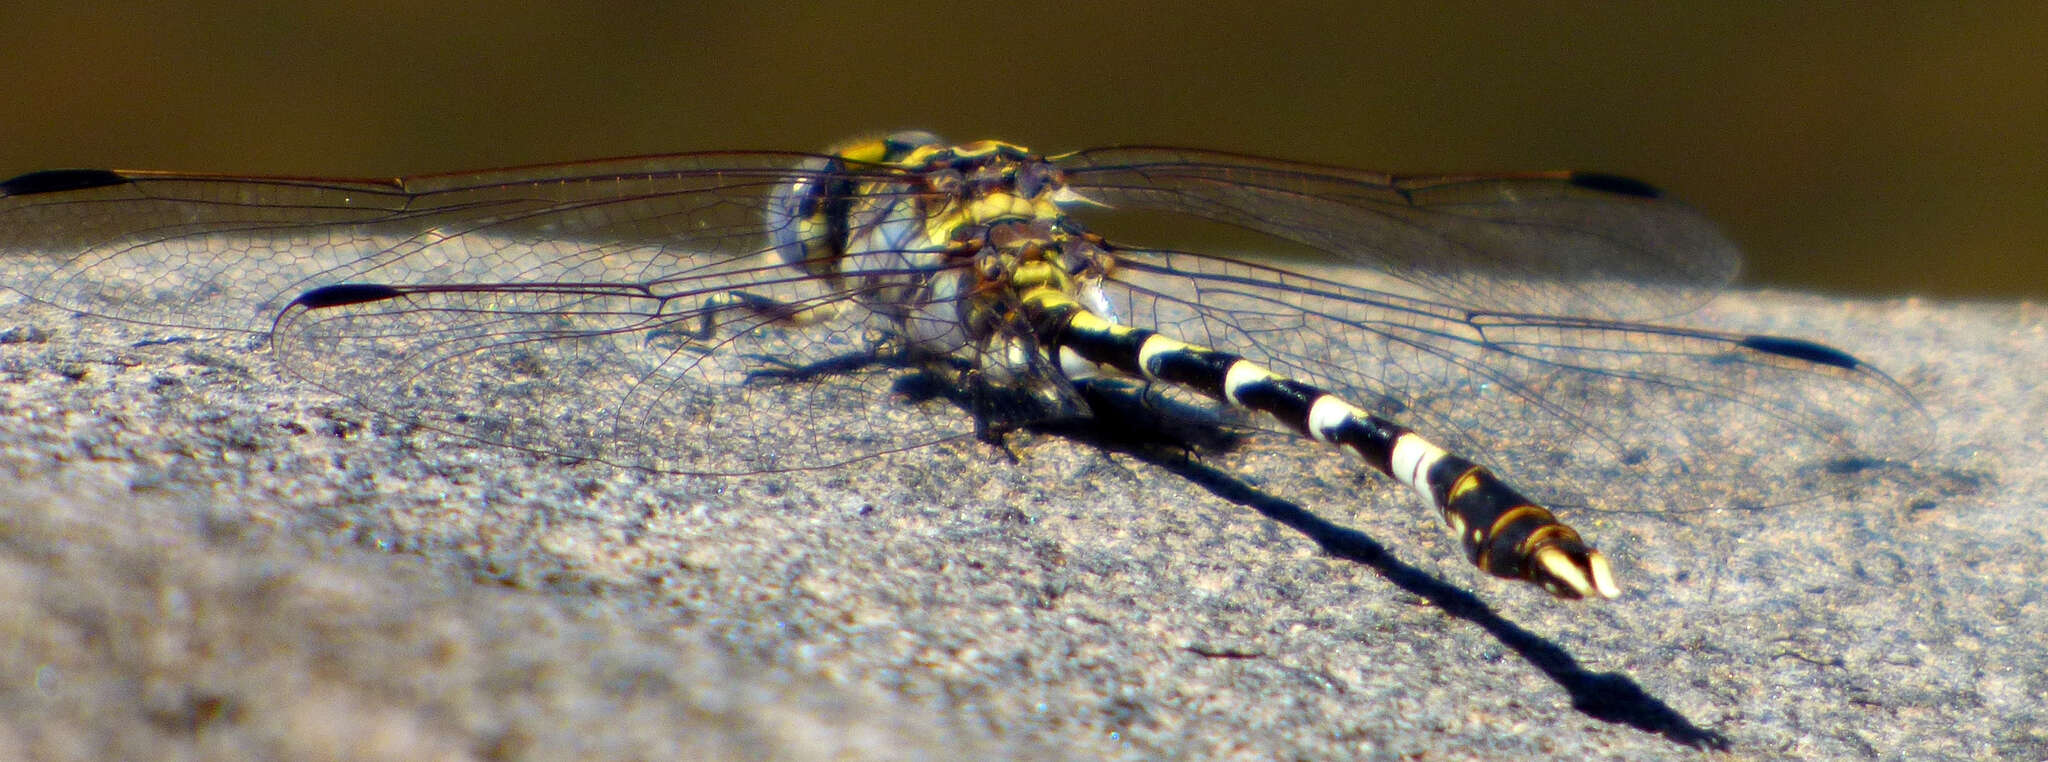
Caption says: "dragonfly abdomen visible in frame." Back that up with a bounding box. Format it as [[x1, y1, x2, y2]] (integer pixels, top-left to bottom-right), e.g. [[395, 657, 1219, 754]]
[[1030, 289, 1618, 599]]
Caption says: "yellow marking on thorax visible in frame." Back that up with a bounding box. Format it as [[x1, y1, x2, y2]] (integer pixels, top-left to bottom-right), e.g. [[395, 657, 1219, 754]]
[[833, 138, 897, 164], [900, 139, 1029, 164], [923, 190, 1069, 246]]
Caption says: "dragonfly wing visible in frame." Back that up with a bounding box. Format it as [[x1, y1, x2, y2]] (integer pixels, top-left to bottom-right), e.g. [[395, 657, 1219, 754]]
[[1057, 147, 1742, 322], [1, 154, 978, 473], [0, 152, 838, 332], [268, 275, 972, 475], [1098, 247, 1928, 513]]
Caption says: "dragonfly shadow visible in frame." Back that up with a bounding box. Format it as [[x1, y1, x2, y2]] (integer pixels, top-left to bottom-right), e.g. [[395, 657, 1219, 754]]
[[1047, 384, 1732, 751], [752, 355, 1727, 749]]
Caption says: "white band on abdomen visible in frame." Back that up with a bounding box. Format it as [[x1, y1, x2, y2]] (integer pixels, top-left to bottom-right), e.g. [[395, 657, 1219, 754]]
[[1390, 433, 1449, 505]]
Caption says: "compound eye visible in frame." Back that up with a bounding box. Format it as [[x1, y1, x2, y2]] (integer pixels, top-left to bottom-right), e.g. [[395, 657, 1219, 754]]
[[767, 155, 838, 270]]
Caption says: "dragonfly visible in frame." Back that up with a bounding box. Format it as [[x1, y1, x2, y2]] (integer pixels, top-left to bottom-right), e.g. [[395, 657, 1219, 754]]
[[0, 131, 1927, 598]]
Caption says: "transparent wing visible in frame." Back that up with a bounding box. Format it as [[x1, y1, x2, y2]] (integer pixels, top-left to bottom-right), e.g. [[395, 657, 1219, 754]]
[[0, 154, 983, 473], [266, 276, 974, 475], [2, 153, 848, 331], [1096, 246, 1929, 513], [1056, 147, 1742, 322]]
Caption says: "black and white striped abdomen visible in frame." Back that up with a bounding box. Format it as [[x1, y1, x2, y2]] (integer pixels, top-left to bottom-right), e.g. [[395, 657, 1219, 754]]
[[1038, 299, 1618, 598]]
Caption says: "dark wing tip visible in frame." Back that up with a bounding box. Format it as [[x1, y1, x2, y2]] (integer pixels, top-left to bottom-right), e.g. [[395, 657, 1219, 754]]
[[290, 283, 405, 310], [1569, 171, 1665, 199], [1739, 334, 1864, 370], [1, 168, 132, 196]]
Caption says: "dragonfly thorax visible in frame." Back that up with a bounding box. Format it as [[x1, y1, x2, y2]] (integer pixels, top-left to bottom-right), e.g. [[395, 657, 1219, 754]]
[[766, 134, 1115, 362]]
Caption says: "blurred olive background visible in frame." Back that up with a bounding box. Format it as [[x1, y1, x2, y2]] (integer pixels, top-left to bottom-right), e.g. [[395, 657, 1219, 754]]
[[4, 1, 2042, 298]]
